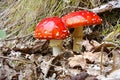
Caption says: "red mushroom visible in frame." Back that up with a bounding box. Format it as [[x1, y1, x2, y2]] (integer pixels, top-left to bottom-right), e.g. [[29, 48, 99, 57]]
[[62, 10, 102, 52], [34, 17, 69, 56]]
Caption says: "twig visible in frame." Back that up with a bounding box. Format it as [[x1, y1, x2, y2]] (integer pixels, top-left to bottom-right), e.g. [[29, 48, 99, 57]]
[[62, 0, 120, 13], [91, 0, 120, 13], [0, 56, 31, 64], [100, 45, 104, 75]]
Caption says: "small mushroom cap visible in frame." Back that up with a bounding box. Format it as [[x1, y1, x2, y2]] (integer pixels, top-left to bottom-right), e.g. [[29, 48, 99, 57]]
[[62, 10, 102, 28], [34, 17, 69, 40]]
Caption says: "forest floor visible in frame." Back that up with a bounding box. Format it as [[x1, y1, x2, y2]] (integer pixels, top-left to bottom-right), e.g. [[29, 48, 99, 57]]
[[0, 0, 120, 80]]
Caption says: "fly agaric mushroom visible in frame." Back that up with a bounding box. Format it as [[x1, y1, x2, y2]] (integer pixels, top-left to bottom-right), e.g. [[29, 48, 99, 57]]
[[62, 10, 102, 52], [34, 17, 69, 56]]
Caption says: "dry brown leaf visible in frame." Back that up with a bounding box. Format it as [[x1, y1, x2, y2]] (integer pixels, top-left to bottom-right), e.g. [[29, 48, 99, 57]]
[[90, 40, 101, 48], [68, 55, 86, 69], [97, 69, 120, 80], [71, 72, 89, 80], [87, 65, 100, 76], [85, 76, 98, 80], [82, 40, 117, 52], [93, 42, 116, 52], [82, 40, 93, 51], [83, 52, 109, 64], [41, 58, 54, 78], [112, 48, 120, 70], [107, 69, 120, 79], [82, 40, 101, 52], [68, 68, 82, 76]]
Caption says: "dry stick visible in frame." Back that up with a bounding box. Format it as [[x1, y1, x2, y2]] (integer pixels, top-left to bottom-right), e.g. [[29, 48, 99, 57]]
[[112, 49, 115, 72], [91, 0, 120, 13], [100, 44, 104, 75], [62, 0, 120, 14], [0, 56, 31, 64]]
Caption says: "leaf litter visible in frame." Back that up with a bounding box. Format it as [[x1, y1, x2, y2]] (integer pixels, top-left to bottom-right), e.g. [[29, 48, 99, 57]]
[[0, 36, 119, 80]]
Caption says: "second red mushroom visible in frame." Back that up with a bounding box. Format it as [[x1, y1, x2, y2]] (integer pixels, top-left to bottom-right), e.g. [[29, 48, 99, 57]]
[[62, 10, 102, 52]]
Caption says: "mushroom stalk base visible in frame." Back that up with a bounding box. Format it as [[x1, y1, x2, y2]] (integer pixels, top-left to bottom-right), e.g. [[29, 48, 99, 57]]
[[72, 27, 83, 53], [50, 40, 63, 56]]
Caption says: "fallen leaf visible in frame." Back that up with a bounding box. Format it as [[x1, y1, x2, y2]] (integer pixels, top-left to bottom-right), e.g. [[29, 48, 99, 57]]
[[71, 72, 89, 80], [107, 69, 120, 79], [82, 40, 94, 51], [67, 68, 81, 76], [82, 40, 101, 52], [112, 48, 120, 70], [85, 76, 98, 80], [68, 55, 86, 69], [83, 52, 109, 64]]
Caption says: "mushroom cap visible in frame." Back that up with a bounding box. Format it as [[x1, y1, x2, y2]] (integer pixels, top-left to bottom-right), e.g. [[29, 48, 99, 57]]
[[34, 17, 69, 40], [62, 10, 102, 28]]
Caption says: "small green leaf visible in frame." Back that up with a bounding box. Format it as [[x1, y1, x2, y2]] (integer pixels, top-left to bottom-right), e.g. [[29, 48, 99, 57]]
[[0, 30, 6, 39]]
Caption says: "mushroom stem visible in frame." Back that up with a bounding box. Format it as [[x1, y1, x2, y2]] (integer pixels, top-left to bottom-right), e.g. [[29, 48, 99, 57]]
[[49, 40, 63, 56], [72, 27, 83, 53]]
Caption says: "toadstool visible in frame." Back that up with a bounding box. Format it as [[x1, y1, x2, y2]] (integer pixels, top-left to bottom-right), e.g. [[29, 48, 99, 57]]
[[34, 17, 69, 56], [62, 10, 102, 52]]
